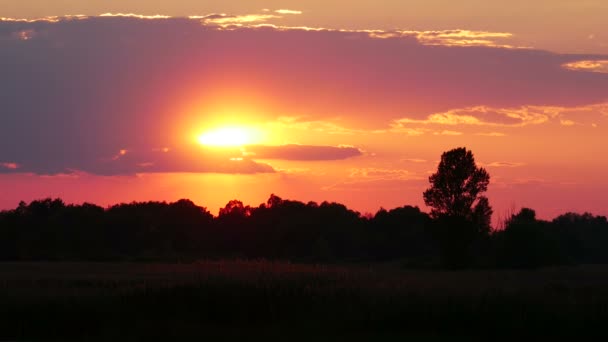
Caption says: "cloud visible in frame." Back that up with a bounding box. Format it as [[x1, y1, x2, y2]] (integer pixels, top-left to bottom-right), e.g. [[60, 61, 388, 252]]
[[560, 119, 576, 126], [400, 29, 516, 48], [0, 15, 517, 48], [99, 13, 171, 19], [476, 132, 507, 137], [434, 130, 463, 136], [349, 168, 417, 181], [401, 158, 428, 163], [485, 162, 526, 168], [0, 15, 88, 23], [1, 16, 608, 175], [322, 168, 425, 191], [393, 105, 588, 128], [269, 117, 363, 135], [563, 60, 608, 74], [275, 9, 303, 15], [387, 127, 429, 136], [245, 145, 363, 161], [0, 146, 275, 176], [201, 13, 280, 26]]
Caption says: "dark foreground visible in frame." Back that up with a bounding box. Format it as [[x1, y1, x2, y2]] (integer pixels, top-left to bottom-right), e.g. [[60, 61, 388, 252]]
[[2, 261, 608, 340]]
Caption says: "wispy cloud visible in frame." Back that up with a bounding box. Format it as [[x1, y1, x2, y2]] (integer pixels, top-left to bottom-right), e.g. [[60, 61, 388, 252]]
[[434, 130, 463, 136], [99, 13, 171, 19], [349, 168, 417, 181], [387, 127, 429, 136], [249, 25, 519, 48], [403, 30, 516, 48], [563, 60, 608, 74], [268, 117, 366, 136], [476, 132, 507, 137], [0, 15, 545, 49], [485, 162, 526, 168], [275, 9, 303, 15], [201, 13, 280, 26], [560, 119, 577, 126], [392, 105, 583, 128], [401, 158, 428, 163], [322, 168, 425, 191]]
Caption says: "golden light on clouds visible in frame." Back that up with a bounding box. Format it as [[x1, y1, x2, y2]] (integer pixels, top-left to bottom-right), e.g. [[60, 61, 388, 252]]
[[562, 60, 608, 74]]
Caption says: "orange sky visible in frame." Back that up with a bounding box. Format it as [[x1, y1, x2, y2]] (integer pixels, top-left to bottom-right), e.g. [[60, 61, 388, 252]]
[[1, 1, 607, 222]]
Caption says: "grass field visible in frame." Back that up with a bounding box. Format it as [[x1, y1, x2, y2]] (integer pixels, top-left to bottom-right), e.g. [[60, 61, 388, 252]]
[[2, 260, 608, 340]]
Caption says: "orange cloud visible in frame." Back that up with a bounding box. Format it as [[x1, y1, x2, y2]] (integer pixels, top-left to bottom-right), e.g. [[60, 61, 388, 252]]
[[434, 130, 463, 136], [401, 158, 428, 163], [394, 105, 567, 128], [274, 9, 302, 15], [202, 13, 280, 26], [485, 162, 526, 168], [476, 132, 507, 137], [99, 13, 171, 19], [560, 119, 576, 126], [392, 102, 608, 133], [401, 29, 517, 48], [563, 60, 608, 74], [269, 117, 363, 136], [349, 168, 417, 181], [387, 127, 428, 136], [322, 168, 426, 192]]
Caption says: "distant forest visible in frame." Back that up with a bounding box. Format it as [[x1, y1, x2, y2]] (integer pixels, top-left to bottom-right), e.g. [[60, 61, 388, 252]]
[[1, 195, 607, 268], [3, 148, 607, 269]]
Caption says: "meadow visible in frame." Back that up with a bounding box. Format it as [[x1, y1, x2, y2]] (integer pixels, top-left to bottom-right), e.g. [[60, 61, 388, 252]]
[[2, 260, 608, 340]]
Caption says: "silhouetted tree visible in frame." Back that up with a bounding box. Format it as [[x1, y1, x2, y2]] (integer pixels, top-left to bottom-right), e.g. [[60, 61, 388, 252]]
[[3, 194, 607, 268], [551, 212, 608, 264], [369, 206, 433, 261], [423, 147, 491, 224], [495, 208, 560, 268], [423, 148, 492, 268]]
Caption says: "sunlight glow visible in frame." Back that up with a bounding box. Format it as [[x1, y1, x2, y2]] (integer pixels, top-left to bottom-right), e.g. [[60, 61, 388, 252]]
[[197, 126, 262, 147]]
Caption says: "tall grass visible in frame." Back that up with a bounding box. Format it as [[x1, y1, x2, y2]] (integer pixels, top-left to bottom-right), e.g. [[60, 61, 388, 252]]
[[1, 261, 608, 340]]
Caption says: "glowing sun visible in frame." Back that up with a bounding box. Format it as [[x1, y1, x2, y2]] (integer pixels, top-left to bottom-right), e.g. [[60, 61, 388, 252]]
[[197, 126, 262, 147]]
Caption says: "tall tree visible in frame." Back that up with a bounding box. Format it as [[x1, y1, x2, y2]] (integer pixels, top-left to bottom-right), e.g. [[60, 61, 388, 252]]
[[423, 147, 492, 228], [423, 147, 492, 268]]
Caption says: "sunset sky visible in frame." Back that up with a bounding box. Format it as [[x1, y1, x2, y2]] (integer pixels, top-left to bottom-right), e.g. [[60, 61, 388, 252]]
[[1, 0, 607, 221]]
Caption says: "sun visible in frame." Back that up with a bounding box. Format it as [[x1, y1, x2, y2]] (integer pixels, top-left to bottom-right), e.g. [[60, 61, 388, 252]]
[[197, 126, 262, 147]]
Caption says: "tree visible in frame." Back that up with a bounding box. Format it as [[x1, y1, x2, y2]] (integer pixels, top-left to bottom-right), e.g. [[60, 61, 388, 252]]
[[496, 208, 560, 268], [219, 200, 251, 218], [423, 147, 492, 229], [423, 147, 492, 268]]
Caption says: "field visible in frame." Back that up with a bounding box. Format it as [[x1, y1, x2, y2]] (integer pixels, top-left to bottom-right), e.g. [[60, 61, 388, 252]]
[[2, 261, 608, 340]]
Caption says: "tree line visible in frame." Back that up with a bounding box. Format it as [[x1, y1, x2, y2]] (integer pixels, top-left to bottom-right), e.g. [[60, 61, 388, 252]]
[[1, 148, 606, 268]]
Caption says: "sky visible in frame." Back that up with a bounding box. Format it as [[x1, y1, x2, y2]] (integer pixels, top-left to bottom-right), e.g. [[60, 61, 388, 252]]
[[1, 1, 607, 221]]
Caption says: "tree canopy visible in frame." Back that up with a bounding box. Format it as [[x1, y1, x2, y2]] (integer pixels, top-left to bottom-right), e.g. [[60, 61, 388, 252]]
[[423, 147, 492, 229]]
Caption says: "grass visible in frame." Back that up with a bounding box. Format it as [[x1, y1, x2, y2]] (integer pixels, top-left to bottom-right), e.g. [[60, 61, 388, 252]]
[[2, 260, 608, 340]]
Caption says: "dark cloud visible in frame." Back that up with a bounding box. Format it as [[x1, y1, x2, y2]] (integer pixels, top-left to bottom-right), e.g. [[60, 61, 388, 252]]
[[1, 16, 607, 175], [0, 147, 275, 175], [246, 145, 362, 161]]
